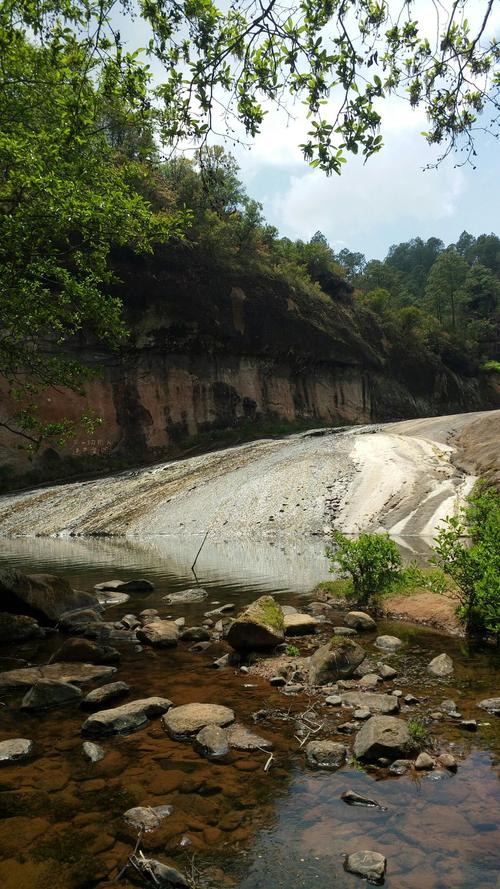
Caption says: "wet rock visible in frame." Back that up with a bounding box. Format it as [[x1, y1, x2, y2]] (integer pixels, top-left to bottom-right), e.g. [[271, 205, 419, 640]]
[[123, 804, 173, 832], [333, 626, 358, 636], [227, 723, 273, 751], [305, 740, 347, 769], [140, 609, 159, 621], [0, 738, 34, 764], [427, 653, 454, 677], [179, 626, 211, 642], [389, 759, 410, 775], [359, 674, 381, 688], [81, 681, 131, 709], [477, 697, 500, 715], [0, 569, 97, 624], [82, 741, 105, 762], [193, 725, 230, 760], [378, 664, 397, 680], [22, 679, 82, 709], [460, 719, 477, 732], [438, 753, 458, 771], [127, 855, 188, 888], [96, 589, 130, 607], [136, 621, 179, 647], [162, 703, 235, 740], [163, 588, 207, 604], [120, 614, 141, 630], [415, 752, 435, 770], [344, 850, 386, 884], [82, 697, 172, 736], [0, 662, 117, 691], [205, 603, 235, 616], [0, 612, 44, 643], [353, 715, 417, 762], [284, 613, 318, 635], [375, 635, 402, 652], [189, 641, 212, 653], [226, 596, 284, 650], [345, 611, 377, 632], [95, 579, 154, 592], [354, 708, 371, 720], [309, 637, 366, 685], [325, 694, 342, 706], [57, 608, 104, 634], [341, 790, 382, 808], [49, 638, 120, 665], [341, 691, 399, 715]]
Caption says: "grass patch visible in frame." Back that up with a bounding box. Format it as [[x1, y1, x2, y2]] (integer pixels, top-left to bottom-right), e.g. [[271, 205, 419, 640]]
[[408, 718, 428, 745], [315, 566, 457, 605]]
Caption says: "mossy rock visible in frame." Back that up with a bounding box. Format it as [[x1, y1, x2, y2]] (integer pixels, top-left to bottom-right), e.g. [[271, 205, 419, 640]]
[[227, 596, 285, 651], [309, 637, 366, 685]]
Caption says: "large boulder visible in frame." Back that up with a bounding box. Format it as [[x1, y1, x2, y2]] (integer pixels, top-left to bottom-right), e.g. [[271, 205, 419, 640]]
[[82, 697, 172, 736], [0, 738, 34, 764], [353, 715, 417, 763], [0, 662, 117, 691], [309, 637, 366, 685], [344, 611, 377, 632], [21, 679, 82, 709], [227, 596, 285, 650], [341, 691, 399, 714], [162, 703, 235, 740], [0, 570, 97, 624], [136, 620, 179, 648], [284, 613, 319, 636], [0, 612, 44, 643], [49, 638, 120, 665], [427, 653, 454, 677]]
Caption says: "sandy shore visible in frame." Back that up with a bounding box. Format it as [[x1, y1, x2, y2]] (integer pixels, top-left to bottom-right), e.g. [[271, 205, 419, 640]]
[[0, 409, 497, 539]]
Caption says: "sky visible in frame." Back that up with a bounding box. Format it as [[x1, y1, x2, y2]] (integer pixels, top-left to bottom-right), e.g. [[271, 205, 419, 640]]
[[117, 1, 500, 261]]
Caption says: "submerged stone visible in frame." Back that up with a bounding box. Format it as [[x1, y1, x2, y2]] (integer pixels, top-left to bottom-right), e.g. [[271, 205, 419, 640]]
[[344, 850, 386, 884], [82, 697, 172, 736]]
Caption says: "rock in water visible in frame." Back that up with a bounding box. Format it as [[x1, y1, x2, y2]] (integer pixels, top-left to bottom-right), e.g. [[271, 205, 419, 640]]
[[341, 692, 399, 714], [227, 723, 273, 751], [375, 635, 402, 652], [309, 637, 366, 685], [193, 724, 230, 760], [127, 856, 188, 888], [123, 804, 173, 832], [163, 588, 208, 604], [344, 611, 377, 631], [415, 752, 435, 770], [162, 703, 235, 740], [427, 653, 454, 677], [305, 740, 347, 770], [344, 851, 386, 884], [0, 662, 117, 691], [353, 715, 417, 763], [49, 638, 120, 665], [341, 790, 383, 809], [179, 626, 211, 642], [82, 741, 105, 762], [0, 569, 97, 624], [477, 697, 500, 715], [136, 621, 179, 647], [226, 596, 285, 650], [0, 612, 44, 643], [95, 579, 154, 592], [82, 697, 172, 736], [0, 738, 34, 764], [283, 613, 318, 635], [22, 679, 82, 709], [81, 681, 131, 709]]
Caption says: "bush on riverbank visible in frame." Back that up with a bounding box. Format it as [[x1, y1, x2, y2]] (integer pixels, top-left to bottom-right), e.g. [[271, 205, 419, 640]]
[[326, 531, 402, 605]]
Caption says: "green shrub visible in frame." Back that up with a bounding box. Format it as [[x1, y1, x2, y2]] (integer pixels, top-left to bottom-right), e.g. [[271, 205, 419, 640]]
[[326, 530, 402, 605], [433, 484, 500, 636], [408, 718, 428, 745], [285, 644, 300, 657]]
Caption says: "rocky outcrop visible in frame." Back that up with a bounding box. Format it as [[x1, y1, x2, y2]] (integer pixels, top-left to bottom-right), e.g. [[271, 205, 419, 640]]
[[0, 570, 97, 624]]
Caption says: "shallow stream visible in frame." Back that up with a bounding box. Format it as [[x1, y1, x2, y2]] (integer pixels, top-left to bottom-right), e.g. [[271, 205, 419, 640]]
[[0, 538, 498, 889]]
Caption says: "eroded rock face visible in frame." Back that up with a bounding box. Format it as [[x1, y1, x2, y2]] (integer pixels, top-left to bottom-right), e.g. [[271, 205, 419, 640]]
[[309, 637, 366, 685], [162, 703, 235, 740], [0, 738, 34, 764], [344, 611, 377, 632], [82, 697, 172, 736], [0, 662, 117, 690], [305, 740, 347, 770], [344, 851, 386, 884], [21, 679, 82, 710], [49, 638, 120, 665], [226, 596, 285, 651], [0, 570, 97, 624], [341, 691, 399, 714], [353, 715, 417, 763], [136, 620, 179, 647], [0, 612, 44, 643], [427, 653, 454, 677]]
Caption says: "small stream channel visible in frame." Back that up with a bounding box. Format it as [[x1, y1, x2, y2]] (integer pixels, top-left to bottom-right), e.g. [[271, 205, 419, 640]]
[[0, 537, 498, 889]]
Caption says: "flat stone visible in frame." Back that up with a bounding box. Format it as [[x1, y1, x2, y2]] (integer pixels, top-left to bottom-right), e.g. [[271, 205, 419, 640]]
[[325, 695, 342, 706], [136, 621, 179, 647], [378, 664, 397, 680], [21, 680, 82, 709], [342, 691, 399, 714], [162, 703, 235, 740], [344, 611, 377, 631], [120, 614, 141, 630], [353, 715, 417, 763], [82, 697, 172, 736], [354, 708, 371, 720], [427, 653, 454, 677], [309, 637, 366, 685], [0, 612, 44, 643], [284, 613, 318, 636], [163, 588, 207, 604], [333, 626, 358, 636], [95, 579, 154, 592], [305, 740, 347, 769], [344, 850, 386, 884], [82, 741, 105, 762], [404, 694, 420, 705], [415, 752, 435, 770], [359, 674, 381, 688], [81, 681, 131, 708], [227, 723, 273, 751], [0, 662, 117, 690], [96, 590, 130, 606], [375, 635, 402, 652], [0, 738, 34, 764], [193, 724, 230, 760], [477, 697, 500, 715], [123, 804, 173, 832]]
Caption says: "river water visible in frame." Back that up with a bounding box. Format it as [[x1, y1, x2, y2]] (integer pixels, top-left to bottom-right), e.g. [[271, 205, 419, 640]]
[[0, 537, 499, 889]]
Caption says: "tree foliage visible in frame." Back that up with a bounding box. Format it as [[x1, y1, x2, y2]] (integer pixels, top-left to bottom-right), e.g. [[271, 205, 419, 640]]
[[327, 529, 402, 604]]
